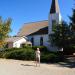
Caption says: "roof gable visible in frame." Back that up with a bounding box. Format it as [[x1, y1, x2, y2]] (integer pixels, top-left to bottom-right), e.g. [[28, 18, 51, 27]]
[[17, 20, 48, 36]]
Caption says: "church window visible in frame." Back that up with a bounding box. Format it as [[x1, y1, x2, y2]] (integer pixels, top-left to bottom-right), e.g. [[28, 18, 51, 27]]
[[31, 37, 34, 46], [40, 37, 43, 46]]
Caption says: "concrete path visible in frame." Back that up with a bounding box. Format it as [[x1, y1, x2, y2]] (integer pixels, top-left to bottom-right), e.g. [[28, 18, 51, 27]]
[[0, 59, 75, 75]]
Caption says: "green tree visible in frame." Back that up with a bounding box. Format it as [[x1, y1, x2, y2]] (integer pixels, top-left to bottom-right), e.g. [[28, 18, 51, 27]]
[[49, 21, 71, 50], [69, 8, 75, 47], [69, 9, 75, 32], [49, 4, 75, 52], [0, 17, 12, 48]]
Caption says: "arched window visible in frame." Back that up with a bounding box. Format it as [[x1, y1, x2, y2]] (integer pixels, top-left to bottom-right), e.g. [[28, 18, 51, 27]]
[[31, 37, 34, 46], [40, 37, 43, 46]]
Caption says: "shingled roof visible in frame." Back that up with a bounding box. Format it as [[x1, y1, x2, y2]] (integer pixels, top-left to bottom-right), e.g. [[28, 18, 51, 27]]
[[50, 0, 60, 14], [17, 20, 48, 36]]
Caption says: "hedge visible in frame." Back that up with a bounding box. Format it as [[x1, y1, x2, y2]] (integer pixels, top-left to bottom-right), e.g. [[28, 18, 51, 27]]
[[0, 47, 35, 60], [32, 46, 48, 52], [63, 45, 75, 55], [0, 46, 64, 62]]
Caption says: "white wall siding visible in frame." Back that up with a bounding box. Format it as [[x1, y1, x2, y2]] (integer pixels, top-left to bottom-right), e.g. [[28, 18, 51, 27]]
[[34, 36, 40, 46], [28, 34, 49, 47], [13, 38, 26, 48]]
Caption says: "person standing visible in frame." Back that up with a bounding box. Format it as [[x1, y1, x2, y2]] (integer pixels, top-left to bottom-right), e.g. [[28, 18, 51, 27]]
[[35, 48, 40, 67]]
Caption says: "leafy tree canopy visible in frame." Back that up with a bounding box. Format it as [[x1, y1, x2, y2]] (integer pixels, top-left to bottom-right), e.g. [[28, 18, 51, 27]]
[[0, 16, 12, 48]]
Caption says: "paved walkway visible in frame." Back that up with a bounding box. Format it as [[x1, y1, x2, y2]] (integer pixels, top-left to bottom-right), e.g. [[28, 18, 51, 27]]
[[0, 59, 75, 75]]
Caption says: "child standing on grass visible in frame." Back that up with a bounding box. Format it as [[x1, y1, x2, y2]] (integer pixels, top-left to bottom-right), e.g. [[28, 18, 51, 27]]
[[35, 48, 40, 67]]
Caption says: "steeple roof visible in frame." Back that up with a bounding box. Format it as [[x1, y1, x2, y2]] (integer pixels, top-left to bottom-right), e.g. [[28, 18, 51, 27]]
[[50, 0, 60, 14]]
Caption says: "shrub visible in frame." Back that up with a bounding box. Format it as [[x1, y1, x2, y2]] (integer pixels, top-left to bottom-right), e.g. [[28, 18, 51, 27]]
[[6, 50, 34, 60], [1, 47, 35, 60], [0, 51, 4, 58], [32, 46, 48, 52], [41, 51, 64, 63], [64, 45, 75, 55], [0, 47, 64, 63], [5, 48, 20, 51], [41, 53, 57, 62]]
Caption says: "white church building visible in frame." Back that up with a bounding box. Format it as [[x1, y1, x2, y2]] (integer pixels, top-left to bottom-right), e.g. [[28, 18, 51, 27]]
[[17, 0, 62, 51]]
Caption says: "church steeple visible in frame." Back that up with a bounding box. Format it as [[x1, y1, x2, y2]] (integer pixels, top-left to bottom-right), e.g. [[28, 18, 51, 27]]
[[48, 0, 62, 34], [48, 0, 62, 50], [50, 0, 60, 14]]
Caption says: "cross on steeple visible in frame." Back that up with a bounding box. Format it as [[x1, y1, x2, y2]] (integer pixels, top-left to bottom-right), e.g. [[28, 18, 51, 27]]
[[50, 0, 60, 14]]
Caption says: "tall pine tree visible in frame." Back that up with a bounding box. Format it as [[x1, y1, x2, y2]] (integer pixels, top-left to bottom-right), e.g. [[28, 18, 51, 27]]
[[49, 21, 70, 50], [69, 5, 75, 51], [69, 9, 75, 32]]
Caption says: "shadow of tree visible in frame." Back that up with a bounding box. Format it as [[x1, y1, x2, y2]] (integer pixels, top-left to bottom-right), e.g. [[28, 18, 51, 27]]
[[58, 56, 75, 68], [58, 62, 75, 68], [21, 64, 35, 67]]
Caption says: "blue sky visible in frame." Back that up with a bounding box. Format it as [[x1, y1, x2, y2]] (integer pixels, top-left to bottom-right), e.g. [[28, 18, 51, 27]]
[[0, 0, 74, 36]]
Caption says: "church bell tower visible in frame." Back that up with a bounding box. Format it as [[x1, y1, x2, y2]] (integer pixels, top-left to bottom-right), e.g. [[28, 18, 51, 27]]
[[48, 0, 62, 34]]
